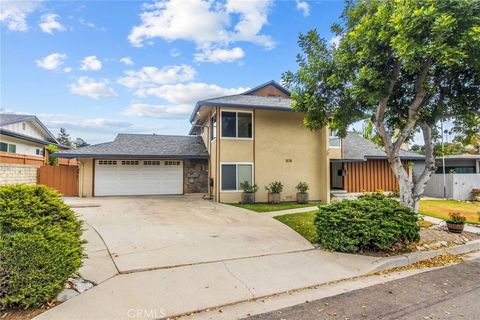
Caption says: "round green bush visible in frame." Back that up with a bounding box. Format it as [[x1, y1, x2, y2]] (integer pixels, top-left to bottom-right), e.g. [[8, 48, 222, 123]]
[[0, 184, 84, 309], [315, 193, 419, 253]]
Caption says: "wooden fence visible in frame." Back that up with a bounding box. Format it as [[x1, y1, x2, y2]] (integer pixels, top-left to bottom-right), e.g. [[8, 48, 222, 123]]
[[0, 151, 44, 166], [344, 159, 408, 192], [0, 152, 77, 166], [38, 166, 79, 196]]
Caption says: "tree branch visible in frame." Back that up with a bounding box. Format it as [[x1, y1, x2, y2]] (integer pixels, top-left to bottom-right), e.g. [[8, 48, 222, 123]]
[[392, 57, 433, 154], [413, 122, 436, 198]]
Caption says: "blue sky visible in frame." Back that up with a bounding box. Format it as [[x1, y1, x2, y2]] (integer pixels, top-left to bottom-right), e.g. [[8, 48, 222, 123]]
[[1, 0, 344, 144]]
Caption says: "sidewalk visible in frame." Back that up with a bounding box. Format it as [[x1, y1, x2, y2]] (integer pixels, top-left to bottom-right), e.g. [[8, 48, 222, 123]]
[[35, 249, 383, 320], [422, 215, 480, 233]]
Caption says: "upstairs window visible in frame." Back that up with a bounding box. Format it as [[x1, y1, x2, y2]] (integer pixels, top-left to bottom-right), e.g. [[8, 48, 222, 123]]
[[211, 114, 217, 141], [329, 129, 341, 148], [221, 111, 252, 138]]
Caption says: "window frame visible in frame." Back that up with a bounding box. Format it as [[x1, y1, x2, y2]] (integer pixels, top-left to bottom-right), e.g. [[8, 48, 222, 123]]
[[220, 162, 254, 192], [211, 112, 217, 142], [220, 110, 253, 140], [329, 129, 341, 148]]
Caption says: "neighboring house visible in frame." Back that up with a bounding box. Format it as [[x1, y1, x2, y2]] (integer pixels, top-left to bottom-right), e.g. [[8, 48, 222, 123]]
[[416, 154, 480, 200], [0, 113, 64, 166], [329, 132, 424, 193], [57, 81, 330, 202]]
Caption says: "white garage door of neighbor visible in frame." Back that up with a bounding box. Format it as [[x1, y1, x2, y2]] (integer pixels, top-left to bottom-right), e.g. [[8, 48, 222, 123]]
[[94, 159, 183, 196]]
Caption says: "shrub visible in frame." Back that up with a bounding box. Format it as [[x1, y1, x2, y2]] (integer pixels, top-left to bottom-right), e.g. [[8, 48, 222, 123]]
[[265, 181, 283, 193], [315, 193, 419, 253], [295, 182, 309, 193], [0, 185, 84, 309], [240, 181, 259, 193]]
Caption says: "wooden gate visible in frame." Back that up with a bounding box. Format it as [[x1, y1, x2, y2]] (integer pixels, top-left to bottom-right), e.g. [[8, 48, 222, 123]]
[[38, 166, 78, 196]]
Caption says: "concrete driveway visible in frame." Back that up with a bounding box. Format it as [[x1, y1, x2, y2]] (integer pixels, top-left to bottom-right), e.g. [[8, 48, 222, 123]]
[[68, 195, 313, 273]]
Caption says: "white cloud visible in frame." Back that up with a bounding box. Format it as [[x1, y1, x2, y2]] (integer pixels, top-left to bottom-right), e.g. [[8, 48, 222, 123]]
[[122, 103, 191, 118], [63, 67, 72, 73], [36, 53, 67, 70], [120, 56, 134, 65], [117, 64, 196, 89], [78, 17, 106, 31], [128, 0, 274, 59], [39, 13, 65, 34], [295, 0, 310, 17], [170, 48, 181, 57], [68, 77, 117, 99], [135, 82, 248, 105], [194, 47, 244, 63], [329, 35, 341, 48], [80, 55, 102, 71], [0, 0, 42, 32]]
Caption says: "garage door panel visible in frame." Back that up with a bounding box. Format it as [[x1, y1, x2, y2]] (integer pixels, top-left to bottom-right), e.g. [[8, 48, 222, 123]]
[[94, 160, 183, 196]]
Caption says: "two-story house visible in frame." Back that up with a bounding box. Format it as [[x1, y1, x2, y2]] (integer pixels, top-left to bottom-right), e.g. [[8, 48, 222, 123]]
[[57, 81, 330, 202]]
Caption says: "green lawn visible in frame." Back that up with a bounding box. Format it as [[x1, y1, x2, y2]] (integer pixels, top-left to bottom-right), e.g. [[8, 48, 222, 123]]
[[419, 200, 480, 224], [274, 211, 318, 243], [229, 202, 322, 213]]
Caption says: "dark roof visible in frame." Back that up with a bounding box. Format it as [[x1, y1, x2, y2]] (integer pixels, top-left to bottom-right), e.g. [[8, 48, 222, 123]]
[[242, 80, 291, 96], [342, 132, 424, 161], [189, 80, 293, 123], [0, 114, 36, 126], [0, 128, 66, 149], [0, 113, 59, 144], [55, 134, 208, 159]]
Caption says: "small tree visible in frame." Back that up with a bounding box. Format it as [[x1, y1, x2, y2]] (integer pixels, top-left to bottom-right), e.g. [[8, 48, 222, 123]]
[[45, 144, 58, 166], [74, 137, 89, 148], [283, 0, 480, 211], [57, 128, 73, 148]]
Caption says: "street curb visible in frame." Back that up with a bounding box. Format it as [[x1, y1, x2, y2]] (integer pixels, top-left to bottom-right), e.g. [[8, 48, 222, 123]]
[[371, 239, 480, 273]]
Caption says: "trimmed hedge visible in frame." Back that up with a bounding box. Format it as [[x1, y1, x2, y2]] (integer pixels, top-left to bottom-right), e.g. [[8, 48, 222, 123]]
[[0, 185, 84, 309], [315, 193, 419, 253]]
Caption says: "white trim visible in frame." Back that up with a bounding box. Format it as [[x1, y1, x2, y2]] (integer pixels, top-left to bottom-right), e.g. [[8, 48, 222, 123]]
[[220, 110, 254, 140], [220, 162, 254, 192]]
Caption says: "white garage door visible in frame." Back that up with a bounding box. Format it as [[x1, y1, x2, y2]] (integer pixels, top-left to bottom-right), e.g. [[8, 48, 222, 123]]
[[94, 159, 183, 196]]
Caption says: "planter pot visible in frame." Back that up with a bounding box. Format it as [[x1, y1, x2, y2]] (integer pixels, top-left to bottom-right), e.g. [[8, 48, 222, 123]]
[[296, 192, 309, 204], [268, 193, 281, 204], [446, 222, 464, 233], [473, 194, 480, 202], [241, 192, 255, 204]]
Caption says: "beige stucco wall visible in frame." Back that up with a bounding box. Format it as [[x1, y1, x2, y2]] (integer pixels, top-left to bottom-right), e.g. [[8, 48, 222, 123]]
[[328, 146, 342, 159], [79, 158, 93, 197], [205, 107, 329, 203]]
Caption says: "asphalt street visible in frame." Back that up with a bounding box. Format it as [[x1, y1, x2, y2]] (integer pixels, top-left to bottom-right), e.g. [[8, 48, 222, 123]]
[[248, 258, 480, 320]]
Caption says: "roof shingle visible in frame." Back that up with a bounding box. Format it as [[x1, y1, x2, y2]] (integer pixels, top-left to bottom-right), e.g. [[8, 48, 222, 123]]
[[56, 134, 208, 159]]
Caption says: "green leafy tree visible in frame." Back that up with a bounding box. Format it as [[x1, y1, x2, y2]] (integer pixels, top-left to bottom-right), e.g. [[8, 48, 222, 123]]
[[45, 144, 58, 166], [56, 127, 73, 148], [73, 137, 89, 148], [283, 0, 480, 210], [362, 119, 383, 146]]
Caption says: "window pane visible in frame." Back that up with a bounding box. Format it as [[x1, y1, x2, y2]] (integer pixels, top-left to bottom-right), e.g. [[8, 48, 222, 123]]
[[329, 137, 341, 147], [238, 113, 252, 138], [222, 112, 236, 137], [7, 144, 16, 153], [211, 115, 217, 140], [0, 142, 7, 152], [237, 164, 252, 189], [221, 164, 237, 190]]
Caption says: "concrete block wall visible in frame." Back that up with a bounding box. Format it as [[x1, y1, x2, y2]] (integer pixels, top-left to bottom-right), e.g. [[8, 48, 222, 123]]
[[0, 164, 38, 186]]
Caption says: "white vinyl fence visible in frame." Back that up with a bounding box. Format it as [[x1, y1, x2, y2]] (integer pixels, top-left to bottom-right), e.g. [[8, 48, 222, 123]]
[[423, 173, 480, 200]]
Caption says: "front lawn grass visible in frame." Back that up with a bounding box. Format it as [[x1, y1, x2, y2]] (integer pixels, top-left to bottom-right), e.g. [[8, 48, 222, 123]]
[[419, 200, 480, 224], [274, 211, 318, 243], [229, 202, 322, 213]]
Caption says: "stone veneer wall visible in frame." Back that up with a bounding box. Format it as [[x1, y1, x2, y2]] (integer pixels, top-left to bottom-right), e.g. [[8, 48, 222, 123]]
[[0, 164, 38, 186], [183, 159, 208, 193]]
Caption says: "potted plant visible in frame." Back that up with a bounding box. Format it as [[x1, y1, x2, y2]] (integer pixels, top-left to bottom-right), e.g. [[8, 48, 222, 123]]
[[295, 182, 309, 204], [240, 181, 258, 204], [472, 188, 480, 202], [265, 181, 283, 204], [446, 212, 466, 233]]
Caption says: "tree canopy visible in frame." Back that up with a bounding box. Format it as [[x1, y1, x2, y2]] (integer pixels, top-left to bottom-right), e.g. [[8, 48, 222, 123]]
[[283, 0, 480, 209]]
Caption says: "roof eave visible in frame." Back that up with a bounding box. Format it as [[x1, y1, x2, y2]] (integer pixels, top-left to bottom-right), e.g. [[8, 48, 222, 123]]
[[52, 153, 209, 159], [0, 128, 65, 148]]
